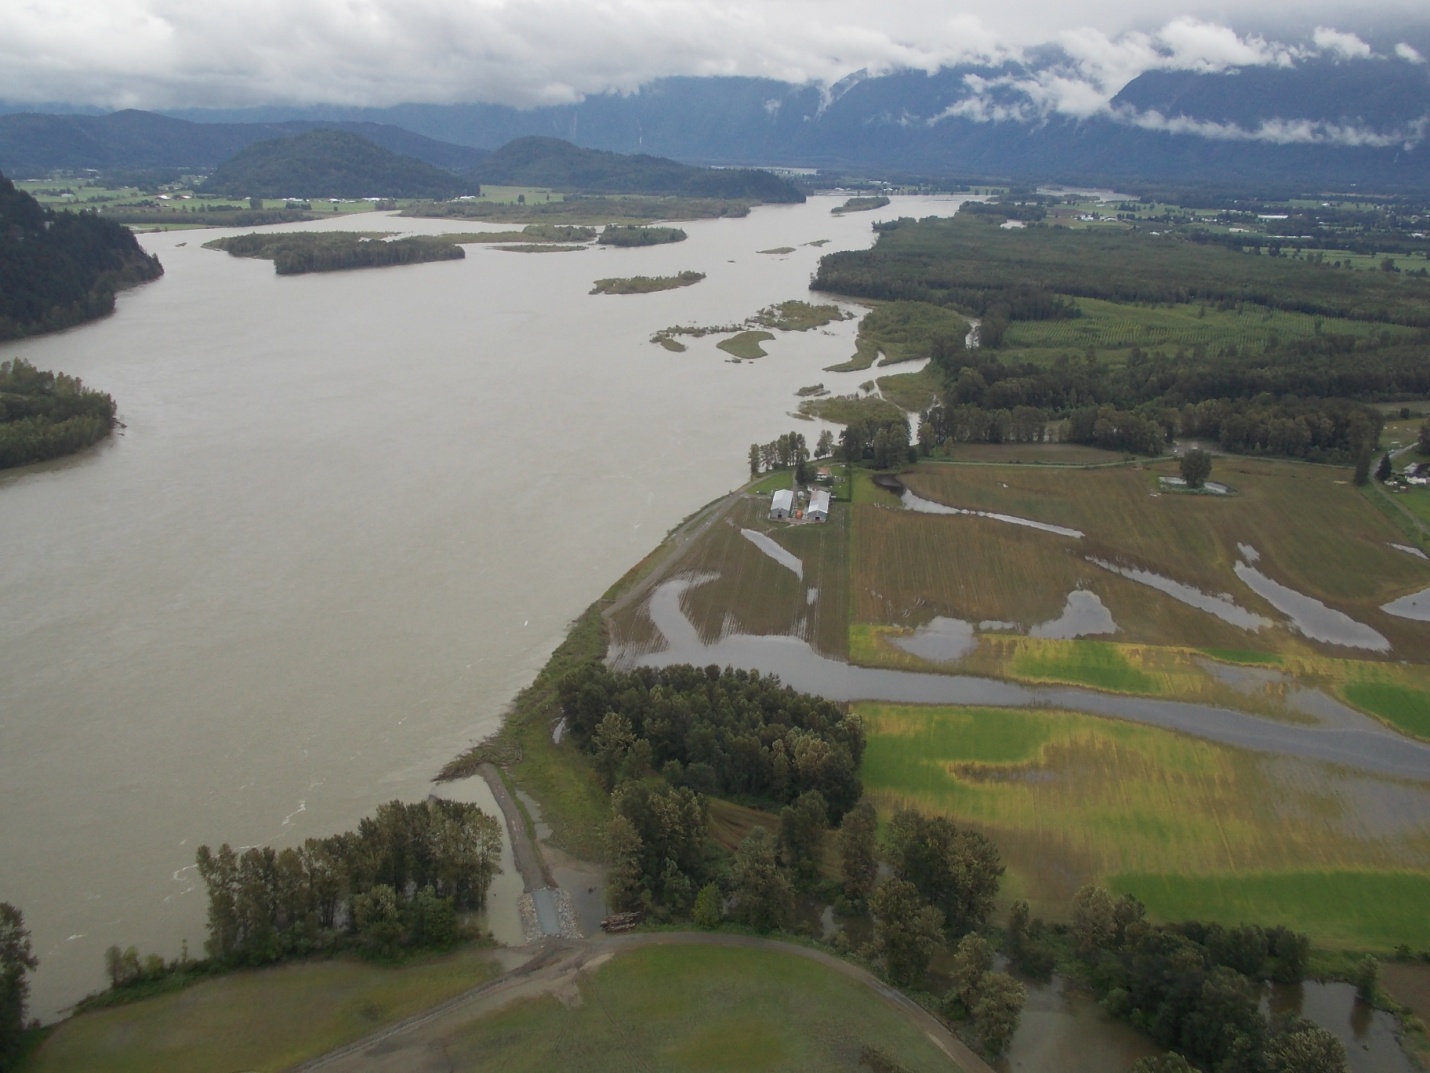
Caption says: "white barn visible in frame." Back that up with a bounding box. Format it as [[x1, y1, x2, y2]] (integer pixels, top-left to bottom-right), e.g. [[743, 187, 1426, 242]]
[[770, 488, 795, 519], [807, 488, 832, 522]]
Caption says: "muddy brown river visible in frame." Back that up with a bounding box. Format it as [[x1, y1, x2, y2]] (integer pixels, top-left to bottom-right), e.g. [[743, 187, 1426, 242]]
[[0, 194, 967, 1018]]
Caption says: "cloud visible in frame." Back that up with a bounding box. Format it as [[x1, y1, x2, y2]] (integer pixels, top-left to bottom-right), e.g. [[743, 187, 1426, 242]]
[[0, 0, 1421, 116], [1396, 42, 1426, 63], [1118, 108, 1427, 149], [1312, 26, 1374, 58]]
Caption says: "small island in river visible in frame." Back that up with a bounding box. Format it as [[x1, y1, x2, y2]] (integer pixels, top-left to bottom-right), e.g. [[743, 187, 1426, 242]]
[[203, 231, 467, 275], [590, 271, 705, 295]]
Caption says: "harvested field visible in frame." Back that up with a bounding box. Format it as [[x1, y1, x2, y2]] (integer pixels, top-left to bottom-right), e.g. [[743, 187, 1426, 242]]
[[858, 702, 1430, 946], [609, 496, 850, 659], [936, 442, 1127, 465], [444, 944, 961, 1073], [892, 458, 1430, 658]]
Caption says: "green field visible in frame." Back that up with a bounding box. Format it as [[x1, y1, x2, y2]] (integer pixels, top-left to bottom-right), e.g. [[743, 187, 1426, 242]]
[[444, 944, 961, 1072], [1003, 296, 1417, 356], [1110, 872, 1430, 951], [27, 950, 501, 1073], [858, 703, 1430, 947]]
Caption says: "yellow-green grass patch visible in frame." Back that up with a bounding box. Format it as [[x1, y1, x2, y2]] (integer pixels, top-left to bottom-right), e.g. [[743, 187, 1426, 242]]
[[28, 950, 501, 1073], [1109, 871, 1430, 951], [444, 944, 961, 1073], [1342, 680, 1430, 740], [857, 703, 1430, 935]]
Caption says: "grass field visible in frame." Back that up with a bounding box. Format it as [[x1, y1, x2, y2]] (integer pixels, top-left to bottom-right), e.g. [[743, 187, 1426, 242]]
[[444, 944, 961, 1073], [1109, 872, 1430, 951], [28, 950, 501, 1073], [1002, 296, 1418, 354], [857, 703, 1430, 947]]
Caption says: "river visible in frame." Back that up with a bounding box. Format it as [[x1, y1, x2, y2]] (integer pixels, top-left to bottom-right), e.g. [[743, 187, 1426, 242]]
[[0, 193, 963, 1018]]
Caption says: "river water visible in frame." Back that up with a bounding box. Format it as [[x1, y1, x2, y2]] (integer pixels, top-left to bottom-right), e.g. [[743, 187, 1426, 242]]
[[0, 193, 968, 1018]]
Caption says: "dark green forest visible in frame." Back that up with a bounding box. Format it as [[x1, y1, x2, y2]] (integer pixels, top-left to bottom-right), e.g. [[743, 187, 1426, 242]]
[[198, 130, 472, 199], [475, 137, 805, 203], [814, 212, 1429, 469], [194, 798, 501, 966], [0, 358, 116, 469], [0, 172, 163, 341], [204, 232, 465, 275], [597, 224, 687, 247]]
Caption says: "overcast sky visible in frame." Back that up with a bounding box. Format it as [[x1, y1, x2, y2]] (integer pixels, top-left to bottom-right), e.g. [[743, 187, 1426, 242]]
[[1, 0, 1426, 114]]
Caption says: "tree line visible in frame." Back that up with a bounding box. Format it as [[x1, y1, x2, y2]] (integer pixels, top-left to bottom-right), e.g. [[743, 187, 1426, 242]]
[[0, 173, 163, 341], [193, 798, 501, 967], [816, 213, 1430, 328], [597, 225, 687, 247], [0, 358, 116, 470]]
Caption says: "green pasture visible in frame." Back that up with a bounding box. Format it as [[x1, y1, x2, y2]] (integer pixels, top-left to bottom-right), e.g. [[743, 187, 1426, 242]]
[[27, 950, 501, 1073], [444, 944, 961, 1073], [876, 366, 942, 412], [1002, 296, 1417, 354], [1341, 678, 1430, 741], [858, 702, 1430, 946], [1110, 872, 1430, 951], [1006, 639, 1159, 693]]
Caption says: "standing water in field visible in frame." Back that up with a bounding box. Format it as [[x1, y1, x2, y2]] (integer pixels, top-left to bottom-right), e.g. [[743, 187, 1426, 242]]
[[1089, 558, 1272, 631], [740, 528, 804, 579], [878, 475, 1084, 538], [1233, 548, 1390, 651], [892, 616, 979, 663], [1029, 590, 1118, 639], [1382, 584, 1430, 622], [633, 576, 1430, 781]]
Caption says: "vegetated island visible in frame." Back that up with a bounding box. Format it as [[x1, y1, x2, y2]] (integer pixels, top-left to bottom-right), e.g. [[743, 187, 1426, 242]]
[[598, 225, 687, 247], [203, 232, 466, 275], [0, 173, 163, 341], [650, 299, 852, 351], [461, 224, 596, 244], [0, 358, 117, 469], [833, 195, 891, 214], [590, 271, 705, 295], [198, 129, 473, 200]]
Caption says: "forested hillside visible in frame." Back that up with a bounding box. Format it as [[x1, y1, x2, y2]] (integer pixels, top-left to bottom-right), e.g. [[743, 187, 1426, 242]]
[[0, 172, 163, 340], [198, 130, 471, 199], [475, 137, 804, 202]]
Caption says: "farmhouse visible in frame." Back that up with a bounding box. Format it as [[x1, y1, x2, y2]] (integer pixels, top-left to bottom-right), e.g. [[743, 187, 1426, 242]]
[[770, 488, 794, 519], [807, 488, 832, 522]]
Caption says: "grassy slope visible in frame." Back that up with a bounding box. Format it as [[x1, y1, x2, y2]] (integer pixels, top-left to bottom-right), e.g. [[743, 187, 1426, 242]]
[[445, 944, 960, 1073], [28, 950, 501, 1073]]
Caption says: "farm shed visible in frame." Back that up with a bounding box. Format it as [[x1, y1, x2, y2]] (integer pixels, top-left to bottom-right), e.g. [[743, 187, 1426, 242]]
[[807, 488, 832, 522], [770, 489, 794, 519]]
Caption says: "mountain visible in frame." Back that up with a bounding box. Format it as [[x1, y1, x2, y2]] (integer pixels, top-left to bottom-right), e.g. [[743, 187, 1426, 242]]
[[0, 110, 487, 177], [474, 137, 804, 201], [0, 172, 163, 340], [197, 130, 472, 199], [161, 54, 1430, 190]]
